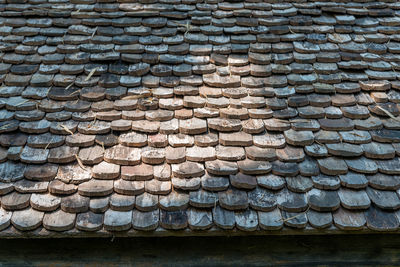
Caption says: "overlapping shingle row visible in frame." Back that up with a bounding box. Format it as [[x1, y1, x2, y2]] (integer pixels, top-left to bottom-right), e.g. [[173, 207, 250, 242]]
[[0, 0, 399, 236]]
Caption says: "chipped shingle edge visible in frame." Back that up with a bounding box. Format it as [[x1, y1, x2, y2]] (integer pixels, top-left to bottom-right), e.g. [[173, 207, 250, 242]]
[[0, 226, 398, 239]]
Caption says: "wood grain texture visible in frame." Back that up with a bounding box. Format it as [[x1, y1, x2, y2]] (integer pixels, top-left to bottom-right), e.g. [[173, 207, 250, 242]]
[[1, 235, 400, 266]]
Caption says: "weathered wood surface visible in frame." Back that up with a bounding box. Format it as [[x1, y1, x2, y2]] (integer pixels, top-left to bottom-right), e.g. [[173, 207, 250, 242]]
[[0, 235, 393, 266]]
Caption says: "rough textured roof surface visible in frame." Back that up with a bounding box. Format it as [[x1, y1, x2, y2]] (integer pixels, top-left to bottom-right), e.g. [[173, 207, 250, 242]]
[[0, 0, 399, 238]]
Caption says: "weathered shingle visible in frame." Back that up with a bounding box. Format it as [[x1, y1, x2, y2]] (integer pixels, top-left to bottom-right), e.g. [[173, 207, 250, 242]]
[[0, 0, 400, 238]]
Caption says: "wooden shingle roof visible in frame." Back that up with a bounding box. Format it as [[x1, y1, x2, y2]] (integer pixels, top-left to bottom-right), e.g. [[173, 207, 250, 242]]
[[0, 0, 399, 237]]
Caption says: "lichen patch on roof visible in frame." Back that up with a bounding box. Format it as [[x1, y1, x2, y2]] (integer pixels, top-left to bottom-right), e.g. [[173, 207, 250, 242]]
[[0, 0, 399, 237]]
